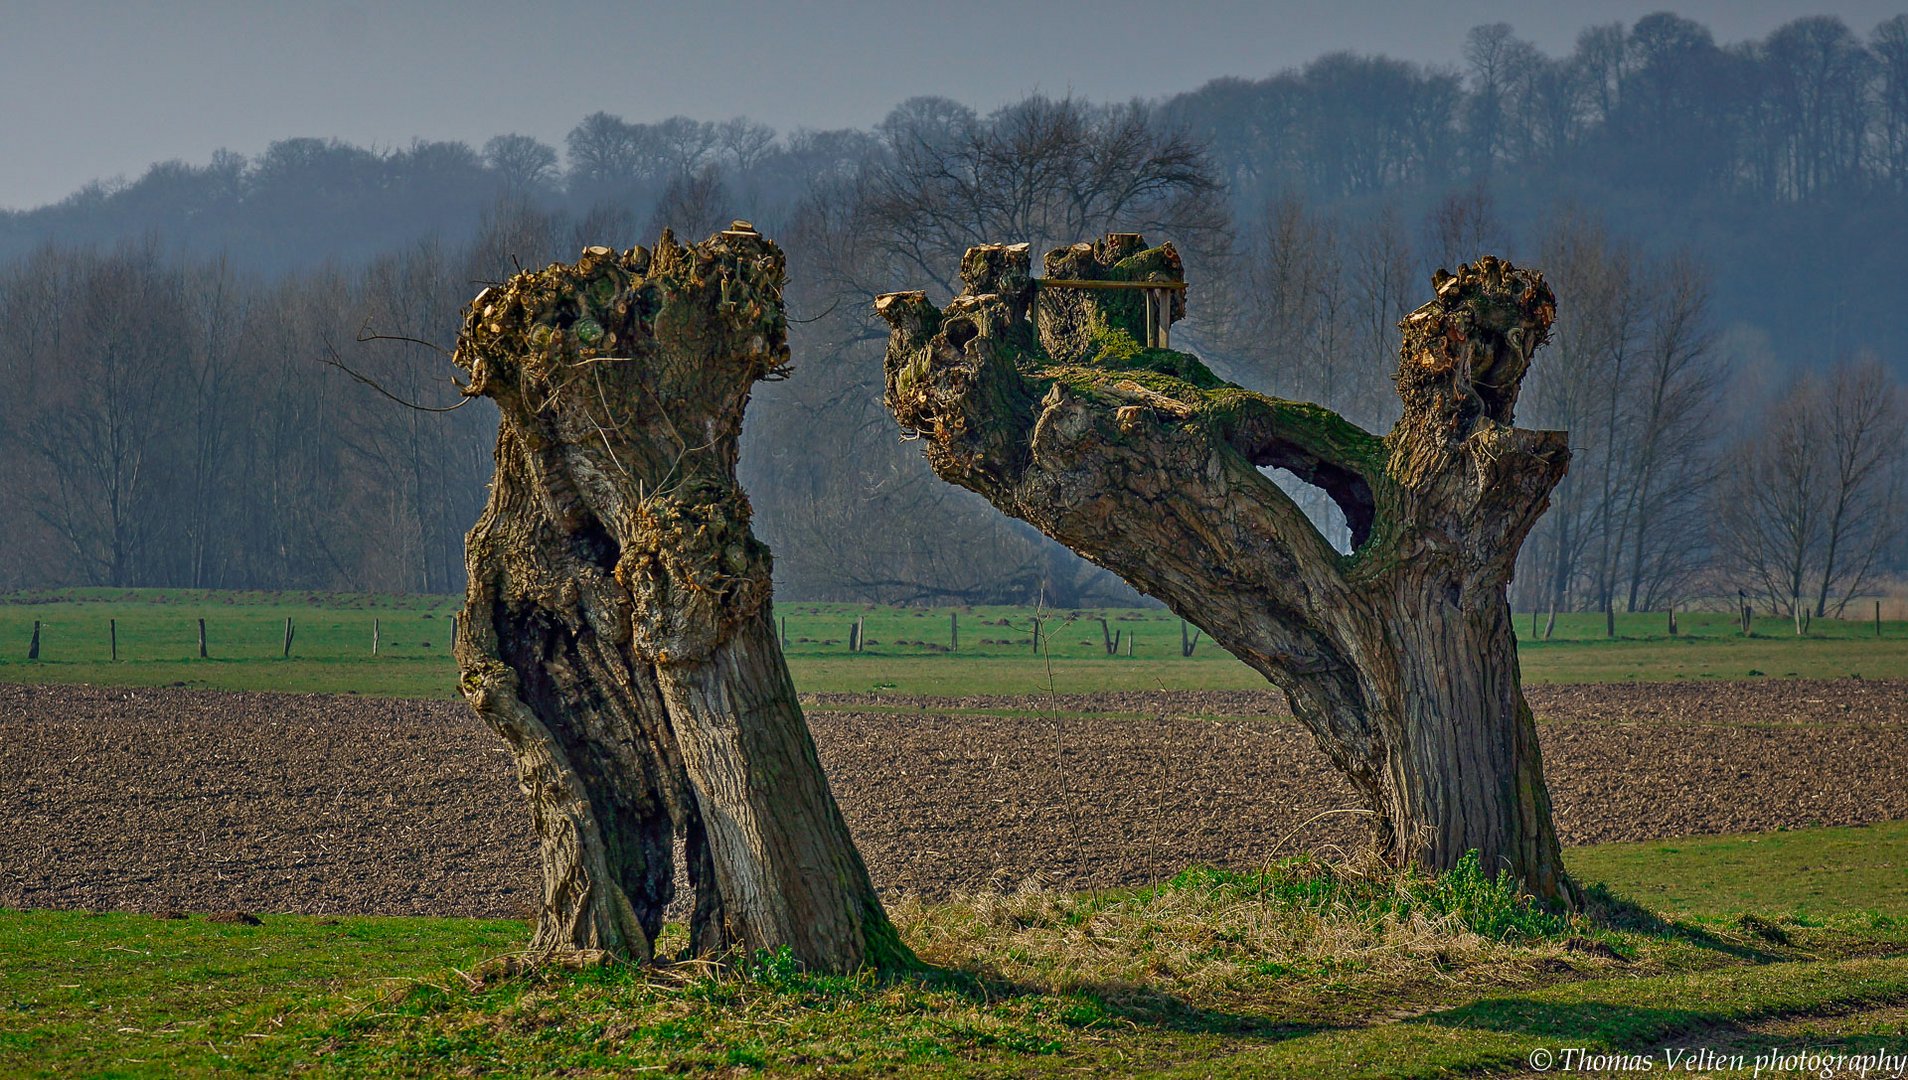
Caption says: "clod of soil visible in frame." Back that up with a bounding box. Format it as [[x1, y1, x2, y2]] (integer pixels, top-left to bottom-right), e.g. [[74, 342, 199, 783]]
[[0, 680, 1902, 918]]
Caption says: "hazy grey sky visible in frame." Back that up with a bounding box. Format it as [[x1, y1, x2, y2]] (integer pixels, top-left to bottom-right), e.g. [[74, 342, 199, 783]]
[[3, 0, 1902, 210]]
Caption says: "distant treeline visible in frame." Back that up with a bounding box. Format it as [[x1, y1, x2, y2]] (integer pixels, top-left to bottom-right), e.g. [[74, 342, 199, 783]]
[[0, 13, 1901, 616]]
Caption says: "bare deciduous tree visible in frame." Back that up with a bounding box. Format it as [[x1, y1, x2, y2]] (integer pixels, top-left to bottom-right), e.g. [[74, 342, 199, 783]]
[[21, 243, 188, 586], [483, 134, 561, 195], [1812, 357, 1905, 615], [1619, 255, 1722, 611], [454, 227, 911, 971], [1715, 357, 1904, 617], [881, 238, 1578, 902]]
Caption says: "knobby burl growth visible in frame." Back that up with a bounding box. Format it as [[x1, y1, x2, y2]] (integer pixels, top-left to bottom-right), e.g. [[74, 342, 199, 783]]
[[877, 235, 1578, 903], [453, 224, 913, 970]]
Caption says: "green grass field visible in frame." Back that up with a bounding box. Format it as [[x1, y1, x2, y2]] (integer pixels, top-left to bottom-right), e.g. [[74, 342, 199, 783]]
[[2, 589, 1905, 698], [2, 823, 1904, 1078]]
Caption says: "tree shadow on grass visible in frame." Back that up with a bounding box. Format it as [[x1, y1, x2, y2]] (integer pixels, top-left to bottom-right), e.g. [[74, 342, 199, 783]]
[[1416, 996, 1722, 1044], [894, 962, 1328, 1043], [1582, 883, 1784, 962]]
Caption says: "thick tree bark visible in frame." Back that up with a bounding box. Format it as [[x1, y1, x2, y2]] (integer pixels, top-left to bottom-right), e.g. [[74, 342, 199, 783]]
[[453, 224, 913, 970], [877, 235, 1578, 904]]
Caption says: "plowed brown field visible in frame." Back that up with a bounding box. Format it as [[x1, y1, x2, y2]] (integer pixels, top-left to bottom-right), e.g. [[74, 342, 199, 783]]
[[2, 679, 1902, 918]]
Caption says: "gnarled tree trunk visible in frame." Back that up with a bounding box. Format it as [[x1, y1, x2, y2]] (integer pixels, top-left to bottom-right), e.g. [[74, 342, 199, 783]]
[[453, 224, 913, 970], [877, 235, 1578, 904]]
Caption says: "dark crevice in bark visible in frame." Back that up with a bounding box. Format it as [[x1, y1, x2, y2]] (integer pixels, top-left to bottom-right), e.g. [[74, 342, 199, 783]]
[[492, 598, 677, 939], [682, 805, 727, 956], [568, 513, 622, 572]]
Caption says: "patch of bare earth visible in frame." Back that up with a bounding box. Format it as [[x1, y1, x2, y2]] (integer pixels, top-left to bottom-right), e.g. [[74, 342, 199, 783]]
[[0, 679, 1902, 917]]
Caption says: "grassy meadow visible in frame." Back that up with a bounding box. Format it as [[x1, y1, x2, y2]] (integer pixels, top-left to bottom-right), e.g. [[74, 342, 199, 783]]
[[1, 588, 1905, 699], [2, 822, 1905, 1077]]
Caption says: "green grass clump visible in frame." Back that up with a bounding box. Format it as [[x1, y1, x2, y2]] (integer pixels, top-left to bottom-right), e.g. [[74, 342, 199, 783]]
[[1162, 852, 1574, 942]]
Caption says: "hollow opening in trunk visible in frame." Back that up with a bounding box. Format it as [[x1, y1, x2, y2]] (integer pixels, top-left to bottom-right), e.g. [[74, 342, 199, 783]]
[[1260, 466, 1356, 555], [1249, 443, 1375, 552]]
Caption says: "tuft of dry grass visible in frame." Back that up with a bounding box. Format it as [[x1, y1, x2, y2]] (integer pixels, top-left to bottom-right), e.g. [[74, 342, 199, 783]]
[[886, 854, 1608, 1023]]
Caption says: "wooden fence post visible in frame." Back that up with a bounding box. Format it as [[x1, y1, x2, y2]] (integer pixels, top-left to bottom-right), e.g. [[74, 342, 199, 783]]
[[779, 614, 788, 647], [1099, 617, 1115, 655], [110, 619, 117, 662], [1029, 618, 1042, 654], [28, 620, 40, 660], [372, 618, 381, 656], [283, 616, 295, 658], [848, 619, 861, 653], [949, 611, 958, 652], [197, 618, 207, 659], [1179, 620, 1201, 657], [1878, 600, 1884, 638]]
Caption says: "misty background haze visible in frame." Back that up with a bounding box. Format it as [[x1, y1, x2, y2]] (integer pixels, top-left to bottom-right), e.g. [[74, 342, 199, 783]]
[[0, 3, 1903, 621], [5, 0, 1904, 211]]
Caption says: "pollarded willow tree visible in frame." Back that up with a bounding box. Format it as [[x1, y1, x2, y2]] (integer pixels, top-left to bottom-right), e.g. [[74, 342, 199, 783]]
[[877, 234, 1578, 903], [452, 223, 913, 970]]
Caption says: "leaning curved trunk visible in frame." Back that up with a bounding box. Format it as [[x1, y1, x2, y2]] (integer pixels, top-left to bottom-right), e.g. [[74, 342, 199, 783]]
[[877, 235, 1577, 903], [454, 224, 913, 969]]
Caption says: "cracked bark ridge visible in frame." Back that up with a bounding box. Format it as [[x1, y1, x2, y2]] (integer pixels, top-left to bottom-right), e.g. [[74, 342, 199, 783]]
[[454, 224, 913, 970], [878, 237, 1579, 905]]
